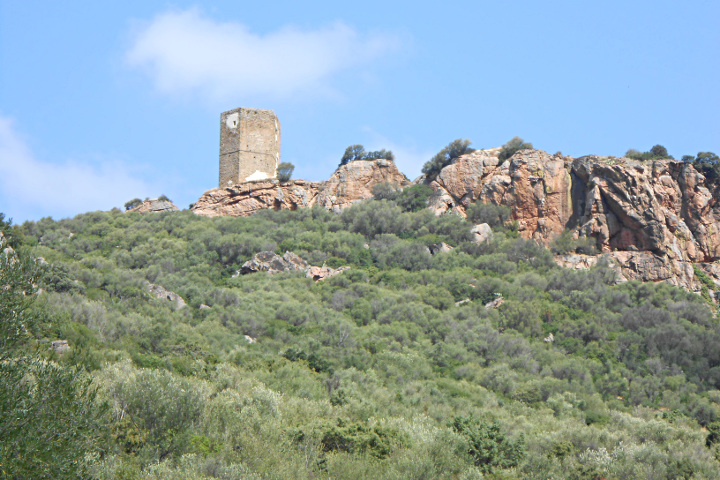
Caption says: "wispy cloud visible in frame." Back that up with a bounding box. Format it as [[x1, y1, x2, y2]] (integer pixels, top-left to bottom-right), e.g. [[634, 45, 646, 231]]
[[124, 8, 402, 101], [0, 115, 156, 221]]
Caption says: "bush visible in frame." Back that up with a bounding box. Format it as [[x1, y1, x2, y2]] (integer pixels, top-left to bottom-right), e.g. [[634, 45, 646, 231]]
[[397, 184, 434, 212], [498, 137, 533, 161], [450, 416, 525, 473], [277, 162, 295, 182], [339, 145, 394, 166], [466, 202, 511, 227], [550, 230, 598, 255], [372, 182, 401, 201], [158, 194, 171, 202], [689, 151, 720, 180], [422, 139, 474, 180], [625, 144, 674, 161]]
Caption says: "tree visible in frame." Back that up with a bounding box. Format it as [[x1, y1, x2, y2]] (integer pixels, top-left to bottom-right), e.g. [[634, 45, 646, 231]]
[[124, 198, 142, 210], [277, 162, 295, 182], [158, 194, 171, 202], [422, 139, 475, 180], [625, 145, 674, 161], [0, 244, 104, 479], [340, 145, 367, 166], [498, 137, 533, 161], [649, 144, 669, 158]]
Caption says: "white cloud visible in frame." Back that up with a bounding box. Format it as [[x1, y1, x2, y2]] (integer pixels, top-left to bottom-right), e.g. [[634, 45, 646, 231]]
[[0, 115, 155, 221], [124, 8, 401, 100]]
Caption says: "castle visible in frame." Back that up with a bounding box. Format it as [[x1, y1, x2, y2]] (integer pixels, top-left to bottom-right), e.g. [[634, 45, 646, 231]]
[[219, 107, 281, 187]]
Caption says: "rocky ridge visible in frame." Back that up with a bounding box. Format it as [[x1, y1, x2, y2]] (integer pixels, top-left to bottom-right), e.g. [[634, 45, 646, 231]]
[[421, 149, 720, 292], [189, 148, 720, 293], [192, 159, 409, 217]]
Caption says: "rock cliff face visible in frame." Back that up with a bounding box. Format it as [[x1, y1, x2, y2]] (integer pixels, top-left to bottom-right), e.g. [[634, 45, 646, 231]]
[[192, 159, 408, 217], [424, 149, 720, 291]]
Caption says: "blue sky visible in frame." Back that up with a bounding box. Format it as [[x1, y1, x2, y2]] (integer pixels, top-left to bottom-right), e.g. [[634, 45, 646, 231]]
[[1, 1, 718, 222]]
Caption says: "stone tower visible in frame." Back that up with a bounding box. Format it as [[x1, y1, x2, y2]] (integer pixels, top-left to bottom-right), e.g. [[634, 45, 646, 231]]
[[219, 107, 281, 187]]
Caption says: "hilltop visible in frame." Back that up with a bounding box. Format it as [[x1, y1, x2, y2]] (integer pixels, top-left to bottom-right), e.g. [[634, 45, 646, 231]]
[[192, 148, 720, 296]]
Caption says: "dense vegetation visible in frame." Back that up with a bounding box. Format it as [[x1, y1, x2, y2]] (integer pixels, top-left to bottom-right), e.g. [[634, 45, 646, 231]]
[[2, 198, 720, 479]]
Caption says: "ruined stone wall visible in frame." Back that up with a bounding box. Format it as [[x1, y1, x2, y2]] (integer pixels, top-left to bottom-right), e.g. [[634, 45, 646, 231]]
[[219, 107, 280, 187]]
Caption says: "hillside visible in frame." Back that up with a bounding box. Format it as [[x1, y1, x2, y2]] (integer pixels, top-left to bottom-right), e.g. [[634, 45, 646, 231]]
[[2, 192, 720, 478]]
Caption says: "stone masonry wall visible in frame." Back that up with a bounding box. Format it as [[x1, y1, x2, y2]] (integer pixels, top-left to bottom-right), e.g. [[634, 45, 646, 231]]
[[219, 107, 280, 187]]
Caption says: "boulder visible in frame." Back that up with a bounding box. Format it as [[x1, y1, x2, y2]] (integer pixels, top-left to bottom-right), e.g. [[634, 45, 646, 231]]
[[471, 223, 493, 244], [146, 282, 187, 310], [240, 251, 350, 282], [429, 242, 454, 254], [306, 265, 351, 281], [317, 159, 410, 212], [240, 251, 309, 275]]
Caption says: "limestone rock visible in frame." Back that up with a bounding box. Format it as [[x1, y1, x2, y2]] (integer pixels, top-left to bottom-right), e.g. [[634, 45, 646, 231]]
[[146, 282, 187, 310], [128, 198, 180, 214]]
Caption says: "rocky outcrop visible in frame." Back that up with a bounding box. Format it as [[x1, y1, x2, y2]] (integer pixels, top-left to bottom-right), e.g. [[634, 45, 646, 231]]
[[425, 149, 720, 291], [240, 251, 309, 275], [128, 198, 179, 213], [423, 149, 572, 242], [306, 265, 351, 281], [317, 159, 411, 212], [240, 251, 349, 281], [146, 282, 186, 310], [192, 159, 408, 217], [192, 180, 323, 218]]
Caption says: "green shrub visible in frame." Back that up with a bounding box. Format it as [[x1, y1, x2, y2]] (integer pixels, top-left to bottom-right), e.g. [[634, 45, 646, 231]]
[[397, 184, 434, 212], [422, 139, 474, 180], [466, 202, 511, 227], [276, 162, 295, 182], [450, 416, 525, 473], [498, 137, 533, 161], [625, 144, 674, 161], [339, 145, 394, 166]]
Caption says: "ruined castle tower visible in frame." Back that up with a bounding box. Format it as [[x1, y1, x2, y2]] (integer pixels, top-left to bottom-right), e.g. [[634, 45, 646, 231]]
[[219, 107, 281, 187]]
